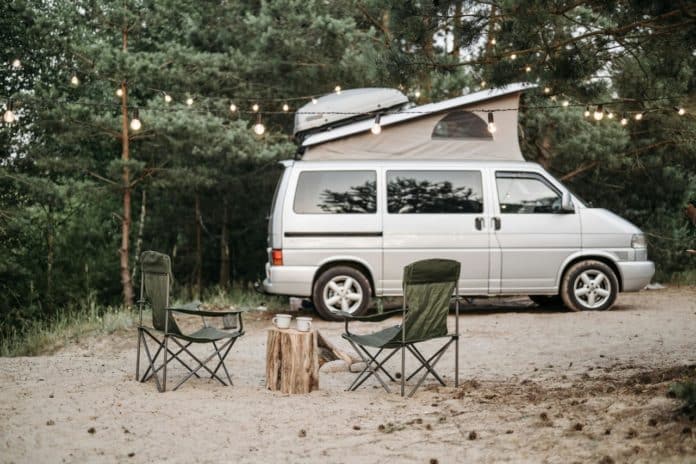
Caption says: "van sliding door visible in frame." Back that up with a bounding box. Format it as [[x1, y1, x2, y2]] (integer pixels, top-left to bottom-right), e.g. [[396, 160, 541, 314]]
[[382, 169, 490, 295]]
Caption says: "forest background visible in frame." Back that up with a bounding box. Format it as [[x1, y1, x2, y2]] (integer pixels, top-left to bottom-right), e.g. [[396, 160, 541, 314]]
[[1, 0, 695, 344]]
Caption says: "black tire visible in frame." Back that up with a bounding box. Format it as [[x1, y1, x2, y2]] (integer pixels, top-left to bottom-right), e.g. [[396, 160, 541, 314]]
[[560, 260, 619, 311], [312, 266, 371, 321], [529, 295, 564, 307]]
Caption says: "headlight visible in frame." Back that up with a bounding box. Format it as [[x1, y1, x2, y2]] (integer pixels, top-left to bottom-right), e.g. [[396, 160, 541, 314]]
[[631, 234, 647, 248]]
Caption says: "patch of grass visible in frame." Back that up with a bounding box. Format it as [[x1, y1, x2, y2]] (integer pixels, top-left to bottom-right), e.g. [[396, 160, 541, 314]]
[[0, 299, 134, 357], [198, 284, 288, 312], [670, 380, 696, 414]]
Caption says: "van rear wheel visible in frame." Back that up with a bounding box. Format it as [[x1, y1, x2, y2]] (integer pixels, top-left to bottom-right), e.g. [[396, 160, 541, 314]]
[[560, 260, 618, 311], [313, 266, 371, 321]]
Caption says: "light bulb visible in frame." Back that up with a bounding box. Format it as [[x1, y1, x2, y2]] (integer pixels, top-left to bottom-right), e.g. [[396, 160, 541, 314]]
[[634, 112, 643, 121], [11, 59, 21, 69], [414, 90, 421, 98], [562, 100, 569, 107], [607, 111, 614, 119], [544, 87, 551, 94], [593, 105, 604, 121], [311, 98, 318, 104], [164, 94, 172, 103], [229, 103, 236, 112], [487, 112, 496, 133], [371, 123, 381, 135], [186, 97, 193, 106], [130, 118, 141, 131], [70, 75, 79, 86], [620, 117, 628, 126], [334, 85, 341, 94], [510, 53, 517, 60], [3, 109, 16, 124], [490, 38, 496, 45], [253, 123, 265, 135], [116, 88, 123, 97], [252, 103, 259, 112], [584, 107, 590, 118], [282, 103, 289, 112], [525, 66, 531, 73], [677, 107, 685, 116], [480, 80, 486, 88]]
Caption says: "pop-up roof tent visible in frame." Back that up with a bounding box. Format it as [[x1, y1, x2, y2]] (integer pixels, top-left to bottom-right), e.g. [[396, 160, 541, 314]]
[[296, 83, 532, 161]]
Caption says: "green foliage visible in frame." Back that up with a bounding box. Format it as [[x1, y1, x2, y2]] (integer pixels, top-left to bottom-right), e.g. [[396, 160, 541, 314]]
[[669, 380, 696, 414]]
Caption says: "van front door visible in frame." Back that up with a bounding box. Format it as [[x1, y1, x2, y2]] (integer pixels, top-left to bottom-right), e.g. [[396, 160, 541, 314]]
[[382, 169, 490, 295], [491, 171, 581, 293]]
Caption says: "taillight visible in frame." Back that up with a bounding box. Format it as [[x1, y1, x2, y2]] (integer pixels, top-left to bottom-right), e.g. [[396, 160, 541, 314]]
[[271, 249, 283, 266]]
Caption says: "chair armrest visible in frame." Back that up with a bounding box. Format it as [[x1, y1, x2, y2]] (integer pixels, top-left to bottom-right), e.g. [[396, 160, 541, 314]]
[[166, 307, 244, 317], [337, 309, 403, 322]]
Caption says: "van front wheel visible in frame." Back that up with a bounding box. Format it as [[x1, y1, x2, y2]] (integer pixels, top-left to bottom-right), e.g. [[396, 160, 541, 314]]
[[560, 260, 618, 311], [313, 266, 371, 321]]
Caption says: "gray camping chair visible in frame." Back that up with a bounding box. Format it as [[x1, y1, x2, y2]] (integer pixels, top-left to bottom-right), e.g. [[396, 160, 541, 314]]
[[135, 251, 244, 392], [341, 258, 461, 397]]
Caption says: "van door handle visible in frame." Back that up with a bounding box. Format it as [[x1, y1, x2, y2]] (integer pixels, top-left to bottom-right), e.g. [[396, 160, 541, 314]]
[[492, 217, 501, 230], [475, 217, 484, 230]]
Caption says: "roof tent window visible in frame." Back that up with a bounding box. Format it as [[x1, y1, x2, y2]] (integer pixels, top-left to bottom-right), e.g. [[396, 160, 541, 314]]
[[431, 111, 492, 140]]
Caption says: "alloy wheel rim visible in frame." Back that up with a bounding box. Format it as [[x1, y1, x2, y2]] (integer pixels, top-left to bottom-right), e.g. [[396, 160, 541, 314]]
[[573, 270, 611, 309], [323, 275, 363, 314]]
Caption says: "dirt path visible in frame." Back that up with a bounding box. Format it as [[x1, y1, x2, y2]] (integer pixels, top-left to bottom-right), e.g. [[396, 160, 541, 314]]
[[1, 287, 695, 463]]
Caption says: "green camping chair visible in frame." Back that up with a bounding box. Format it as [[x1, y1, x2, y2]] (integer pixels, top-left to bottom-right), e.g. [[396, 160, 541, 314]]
[[341, 258, 461, 397], [135, 251, 244, 392]]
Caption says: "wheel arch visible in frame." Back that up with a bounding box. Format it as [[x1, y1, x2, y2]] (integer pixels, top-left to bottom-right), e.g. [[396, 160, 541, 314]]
[[312, 258, 376, 297], [557, 252, 623, 292]]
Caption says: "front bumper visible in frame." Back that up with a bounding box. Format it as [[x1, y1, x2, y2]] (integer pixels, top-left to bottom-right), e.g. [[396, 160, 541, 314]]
[[617, 260, 655, 292], [262, 264, 315, 297]]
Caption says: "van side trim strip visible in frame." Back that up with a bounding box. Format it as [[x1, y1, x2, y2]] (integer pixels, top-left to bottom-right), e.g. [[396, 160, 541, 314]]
[[285, 232, 383, 238]]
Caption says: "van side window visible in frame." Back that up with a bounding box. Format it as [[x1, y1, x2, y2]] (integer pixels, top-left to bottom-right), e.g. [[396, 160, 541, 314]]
[[496, 173, 561, 214], [294, 171, 377, 214], [387, 171, 484, 214], [431, 111, 492, 139]]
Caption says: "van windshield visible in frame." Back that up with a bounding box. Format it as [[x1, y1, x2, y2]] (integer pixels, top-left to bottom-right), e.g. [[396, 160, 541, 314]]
[[545, 171, 588, 207]]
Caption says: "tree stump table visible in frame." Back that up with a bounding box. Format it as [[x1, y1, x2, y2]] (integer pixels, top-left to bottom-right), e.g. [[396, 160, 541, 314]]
[[266, 327, 319, 394]]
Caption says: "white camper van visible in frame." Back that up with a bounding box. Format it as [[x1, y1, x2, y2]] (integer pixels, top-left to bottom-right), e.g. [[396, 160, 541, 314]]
[[261, 85, 655, 320]]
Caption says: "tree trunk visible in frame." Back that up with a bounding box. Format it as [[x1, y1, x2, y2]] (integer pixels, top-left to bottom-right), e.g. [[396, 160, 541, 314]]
[[131, 189, 147, 283], [219, 201, 230, 288], [194, 193, 202, 298], [119, 26, 134, 308], [450, 1, 463, 58], [45, 205, 54, 314], [266, 328, 319, 394]]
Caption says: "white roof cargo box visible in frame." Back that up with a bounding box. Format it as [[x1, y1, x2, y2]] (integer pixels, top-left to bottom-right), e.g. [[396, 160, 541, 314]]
[[294, 88, 408, 137], [299, 83, 533, 161]]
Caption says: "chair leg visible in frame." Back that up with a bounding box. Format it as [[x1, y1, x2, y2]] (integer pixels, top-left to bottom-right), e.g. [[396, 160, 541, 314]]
[[172, 338, 235, 391], [163, 334, 168, 392], [401, 345, 405, 397], [136, 328, 142, 381], [406, 344, 447, 386], [407, 340, 453, 398], [210, 339, 236, 385], [455, 335, 459, 388], [169, 338, 229, 382], [140, 333, 162, 392], [344, 339, 393, 393], [349, 346, 400, 392], [143, 340, 202, 382]]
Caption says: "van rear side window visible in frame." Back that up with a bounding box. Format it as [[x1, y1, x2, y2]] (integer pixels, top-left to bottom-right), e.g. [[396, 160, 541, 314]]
[[294, 171, 377, 214], [387, 170, 484, 214]]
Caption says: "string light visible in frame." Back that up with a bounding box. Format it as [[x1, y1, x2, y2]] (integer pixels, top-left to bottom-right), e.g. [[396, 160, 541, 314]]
[[414, 90, 421, 98], [584, 106, 591, 118], [593, 105, 604, 121], [164, 93, 172, 103], [487, 112, 497, 133], [116, 88, 123, 97], [510, 53, 517, 60], [634, 112, 643, 121], [282, 103, 289, 112], [562, 100, 569, 107], [334, 86, 341, 94], [3, 101, 16, 124], [544, 87, 551, 94], [371, 114, 382, 135], [252, 103, 259, 112], [480, 81, 486, 88], [11, 59, 21, 69], [606, 111, 614, 119], [70, 75, 79, 86], [675, 107, 686, 115], [186, 97, 193, 106], [229, 102, 237, 112], [490, 38, 497, 45], [130, 108, 141, 131], [620, 114, 628, 126], [525, 65, 532, 73], [253, 114, 265, 135]]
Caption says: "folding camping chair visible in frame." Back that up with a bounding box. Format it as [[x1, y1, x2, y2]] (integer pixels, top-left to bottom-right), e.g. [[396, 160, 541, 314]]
[[341, 258, 461, 397], [135, 251, 244, 392]]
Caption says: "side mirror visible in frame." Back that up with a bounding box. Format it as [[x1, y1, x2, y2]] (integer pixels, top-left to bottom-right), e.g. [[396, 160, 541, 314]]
[[561, 192, 575, 213]]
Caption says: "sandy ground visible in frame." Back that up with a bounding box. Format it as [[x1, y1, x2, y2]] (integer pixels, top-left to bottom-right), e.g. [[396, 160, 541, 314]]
[[1, 287, 695, 464]]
